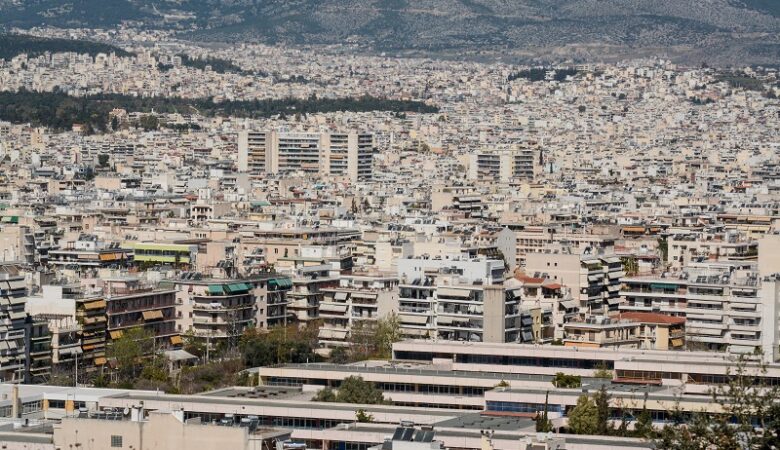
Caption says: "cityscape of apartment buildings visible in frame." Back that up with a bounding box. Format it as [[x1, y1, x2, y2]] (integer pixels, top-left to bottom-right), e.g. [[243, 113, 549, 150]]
[[0, 11, 779, 450]]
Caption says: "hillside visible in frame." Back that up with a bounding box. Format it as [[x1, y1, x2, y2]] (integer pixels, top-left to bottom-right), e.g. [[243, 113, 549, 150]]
[[1, 0, 779, 65]]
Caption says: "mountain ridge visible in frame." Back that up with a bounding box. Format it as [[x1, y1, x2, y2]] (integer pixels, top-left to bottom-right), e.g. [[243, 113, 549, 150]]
[[1, 0, 779, 65]]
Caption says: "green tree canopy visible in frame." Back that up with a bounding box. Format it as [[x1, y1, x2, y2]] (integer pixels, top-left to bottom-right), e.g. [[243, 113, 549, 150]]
[[568, 395, 598, 435], [335, 376, 386, 404]]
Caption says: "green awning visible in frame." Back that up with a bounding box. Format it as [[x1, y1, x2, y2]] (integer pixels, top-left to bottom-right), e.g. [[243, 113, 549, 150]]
[[225, 283, 250, 294], [650, 283, 678, 290], [251, 201, 271, 207], [1, 216, 18, 223], [268, 278, 293, 289], [208, 284, 224, 295]]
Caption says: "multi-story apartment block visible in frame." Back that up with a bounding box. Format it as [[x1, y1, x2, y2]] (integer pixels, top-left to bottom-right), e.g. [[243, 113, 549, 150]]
[[396, 257, 552, 343], [75, 296, 108, 370], [0, 264, 27, 382], [318, 273, 399, 348], [667, 231, 757, 269], [104, 278, 179, 349], [430, 185, 484, 219], [24, 317, 51, 383], [169, 273, 292, 345], [468, 145, 540, 183], [619, 261, 780, 361], [131, 243, 197, 270], [238, 130, 374, 182], [525, 251, 624, 315], [563, 313, 685, 350], [502, 225, 618, 268], [276, 246, 347, 323], [47, 235, 131, 271]]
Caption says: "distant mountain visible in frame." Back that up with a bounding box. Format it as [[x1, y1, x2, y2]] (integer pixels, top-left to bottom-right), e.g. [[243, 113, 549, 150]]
[[1, 0, 779, 65]]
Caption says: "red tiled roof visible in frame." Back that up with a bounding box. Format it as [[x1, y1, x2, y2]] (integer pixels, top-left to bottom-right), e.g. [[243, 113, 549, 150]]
[[617, 312, 685, 325]]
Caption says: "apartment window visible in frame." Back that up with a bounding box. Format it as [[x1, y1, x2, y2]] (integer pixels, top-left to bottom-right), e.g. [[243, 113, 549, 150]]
[[111, 435, 123, 447]]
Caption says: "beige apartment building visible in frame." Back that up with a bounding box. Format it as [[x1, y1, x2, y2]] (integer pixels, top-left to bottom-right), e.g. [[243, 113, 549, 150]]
[[238, 130, 374, 182]]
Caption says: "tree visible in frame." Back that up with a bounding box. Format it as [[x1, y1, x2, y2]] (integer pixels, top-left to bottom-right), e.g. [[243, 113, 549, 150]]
[[535, 391, 553, 432], [336, 376, 385, 404], [553, 372, 581, 388], [240, 325, 317, 367], [657, 237, 669, 264], [593, 363, 613, 379], [329, 346, 350, 364], [593, 384, 612, 436], [620, 257, 639, 277], [138, 114, 159, 131], [356, 408, 374, 423], [108, 327, 156, 382], [495, 379, 510, 388], [634, 402, 654, 439], [374, 313, 402, 359], [568, 395, 598, 435], [313, 387, 337, 402], [655, 353, 780, 449]]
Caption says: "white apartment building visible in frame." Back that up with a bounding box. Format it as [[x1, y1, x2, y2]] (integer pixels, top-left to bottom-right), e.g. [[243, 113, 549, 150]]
[[396, 257, 552, 344], [237, 130, 374, 182], [318, 273, 399, 348], [524, 251, 624, 315], [619, 261, 780, 361], [467, 145, 540, 183]]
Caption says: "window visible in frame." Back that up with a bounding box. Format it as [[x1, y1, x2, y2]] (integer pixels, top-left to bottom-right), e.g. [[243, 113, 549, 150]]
[[111, 435, 123, 447]]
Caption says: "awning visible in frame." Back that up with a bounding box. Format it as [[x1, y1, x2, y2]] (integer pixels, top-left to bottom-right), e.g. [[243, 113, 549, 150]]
[[688, 314, 722, 321], [650, 283, 678, 290], [521, 317, 533, 326], [319, 303, 347, 314], [208, 284, 225, 295], [400, 314, 428, 325], [670, 338, 684, 347], [333, 291, 349, 301], [269, 278, 293, 289], [7, 279, 25, 290], [109, 330, 123, 340], [521, 331, 533, 342], [94, 357, 107, 366], [225, 283, 250, 294], [142, 310, 164, 321], [560, 300, 578, 310], [170, 335, 183, 345], [437, 287, 472, 298], [607, 298, 622, 305], [318, 329, 348, 340], [83, 300, 106, 310]]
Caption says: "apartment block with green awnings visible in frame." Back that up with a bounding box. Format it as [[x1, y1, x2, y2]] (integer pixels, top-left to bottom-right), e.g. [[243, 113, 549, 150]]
[[132, 243, 196, 264]]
